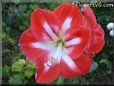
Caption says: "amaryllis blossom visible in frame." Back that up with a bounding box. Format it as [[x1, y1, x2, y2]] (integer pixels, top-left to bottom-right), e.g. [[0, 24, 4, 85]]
[[19, 3, 105, 83]]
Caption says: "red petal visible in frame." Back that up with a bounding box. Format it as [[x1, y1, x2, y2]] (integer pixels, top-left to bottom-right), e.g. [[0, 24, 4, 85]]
[[82, 5, 97, 27], [89, 24, 105, 54], [19, 29, 52, 65], [54, 3, 82, 31], [30, 8, 60, 40], [35, 64, 59, 83], [60, 53, 92, 77], [74, 53, 92, 74], [94, 24, 105, 37], [65, 27, 90, 59], [92, 33, 105, 54]]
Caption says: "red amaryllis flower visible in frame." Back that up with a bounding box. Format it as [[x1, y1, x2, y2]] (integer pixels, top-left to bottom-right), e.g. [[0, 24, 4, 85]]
[[82, 5, 105, 54], [19, 3, 105, 83]]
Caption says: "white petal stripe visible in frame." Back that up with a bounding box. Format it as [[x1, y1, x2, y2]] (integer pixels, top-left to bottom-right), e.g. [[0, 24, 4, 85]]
[[43, 22, 58, 39], [51, 43, 62, 63], [65, 37, 81, 46], [31, 42, 55, 51], [62, 17, 72, 32], [44, 43, 63, 72], [62, 52, 81, 73]]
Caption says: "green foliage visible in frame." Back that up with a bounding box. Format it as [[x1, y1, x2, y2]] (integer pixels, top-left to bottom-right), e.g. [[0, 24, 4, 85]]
[[24, 61, 36, 78], [56, 77, 64, 84], [12, 61, 24, 72], [2, 65, 10, 76], [24, 70, 34, 78], [100, 59, 112, 69], [3, 59, 36, 85], [89, 61, 98, 73], [8, 75, 23, 85], [0, 66, 2, 76]]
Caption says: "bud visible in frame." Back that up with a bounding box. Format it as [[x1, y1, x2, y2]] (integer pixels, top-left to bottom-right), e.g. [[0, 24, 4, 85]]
[[106, 22, 114, 30], [109, 30, 114, 37]]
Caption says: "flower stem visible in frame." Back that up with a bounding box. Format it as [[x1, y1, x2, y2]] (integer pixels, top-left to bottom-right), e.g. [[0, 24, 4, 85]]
[[56, 76, 64, 84]]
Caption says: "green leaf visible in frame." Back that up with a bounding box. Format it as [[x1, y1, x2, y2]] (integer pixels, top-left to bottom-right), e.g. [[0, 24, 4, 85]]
[[0, 66, 2, 76], [8, 75, 23, 85], [2, 65, 10, 76], [89, 61, 98, 72], [90, 0, 98, 4], [100, 59, 112, 69], [24, 70, 34, 78], [12, 0, 20, 4], [19, 4, 27, 13], [11, 62, 24, 72], [26, 61, 36, 69]]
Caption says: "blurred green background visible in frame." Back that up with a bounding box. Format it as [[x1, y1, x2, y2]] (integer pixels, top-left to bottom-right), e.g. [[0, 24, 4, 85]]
[[2, 1, 114, 85]]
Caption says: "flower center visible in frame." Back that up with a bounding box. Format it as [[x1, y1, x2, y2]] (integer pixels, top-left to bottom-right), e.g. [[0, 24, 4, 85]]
[[44, 34, 81, 71], [56, 37, 65, 47], [44, 36, 66, 71]]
